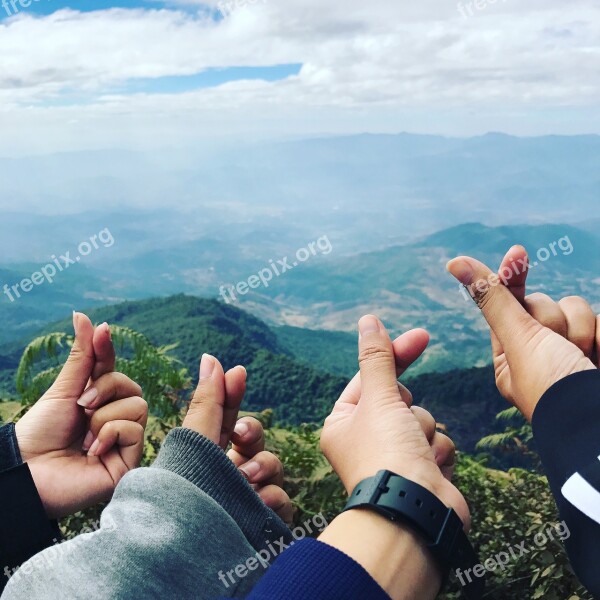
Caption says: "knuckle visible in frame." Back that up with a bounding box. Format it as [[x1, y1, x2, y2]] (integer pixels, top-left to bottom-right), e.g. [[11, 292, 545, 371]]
[[528, 292, 551, 302], [559, 295, 589, 312], [358, 344, 390, 366], [133, 396, 148, 412], [131, 396, 148, 419], [267, 452, 284, 472], [102, 420, 117, 436]]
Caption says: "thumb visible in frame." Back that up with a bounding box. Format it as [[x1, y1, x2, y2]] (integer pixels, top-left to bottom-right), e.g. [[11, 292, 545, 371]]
[[49, 312, 95, 399], [357, 315, 402, 405], [182, 354, 226, 444], [447, 256, 541, 356]]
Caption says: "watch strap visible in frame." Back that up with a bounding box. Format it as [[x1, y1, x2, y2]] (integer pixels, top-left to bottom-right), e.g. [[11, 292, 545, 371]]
[[343, 470, 484, 600]]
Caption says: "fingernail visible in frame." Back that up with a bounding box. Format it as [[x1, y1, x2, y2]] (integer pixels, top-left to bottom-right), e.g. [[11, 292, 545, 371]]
[[77, 387, 98, 408], [234, 421, 249, 438], [199, 354, 216, 380], [73, 311, 81, 336], [358, 315, 380, 337], [82, 431, 95, 452], [447, 259, 474, 286], [239, 461, 261, 481], [102, 322, 112, 341], [87, 439, 101, 457]]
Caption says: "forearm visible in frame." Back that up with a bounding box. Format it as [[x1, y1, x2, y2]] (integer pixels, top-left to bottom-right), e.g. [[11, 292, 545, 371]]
[[0, 424, 61, 593], [318, 510, 442, 600], [532, 370, 600, 597], [2, 468, 263, 599], [2, 428, 292, 600]]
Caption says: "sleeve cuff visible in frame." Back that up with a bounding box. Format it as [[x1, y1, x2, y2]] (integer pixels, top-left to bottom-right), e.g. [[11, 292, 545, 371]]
[[151, 427, 293, 553], [245, 537, 390, 600], [0, 423, 23, 472]]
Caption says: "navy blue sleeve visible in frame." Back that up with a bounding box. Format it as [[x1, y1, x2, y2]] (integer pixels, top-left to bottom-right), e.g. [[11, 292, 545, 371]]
[[223, 537, 390, 600], [532, 370, 600, 599], [0, 423, 22, 471], [0, 423, 62, 593]]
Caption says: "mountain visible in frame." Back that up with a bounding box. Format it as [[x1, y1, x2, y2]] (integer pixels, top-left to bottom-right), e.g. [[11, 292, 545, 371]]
[[2, 221, 598, 376], [237, 222, 600, 375], [2, 134, 599, 232], [0, 294, 509, 458]]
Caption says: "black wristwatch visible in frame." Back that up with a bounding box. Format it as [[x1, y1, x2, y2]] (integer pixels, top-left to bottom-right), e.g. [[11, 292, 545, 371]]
[[343, 470, 484, 600]]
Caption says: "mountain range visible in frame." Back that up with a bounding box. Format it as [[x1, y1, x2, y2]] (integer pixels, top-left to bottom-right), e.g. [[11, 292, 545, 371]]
[[2, 221, 598, 375]]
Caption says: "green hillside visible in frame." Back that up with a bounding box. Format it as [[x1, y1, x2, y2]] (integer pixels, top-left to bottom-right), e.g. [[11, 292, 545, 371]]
[[0, 294, 511, 456]]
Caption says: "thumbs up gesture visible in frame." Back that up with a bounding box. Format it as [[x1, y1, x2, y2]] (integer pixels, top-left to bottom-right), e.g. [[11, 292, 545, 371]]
[[447, 246, 596, 421], [15, 312, 148, 519], [182, 354, 293, 524]]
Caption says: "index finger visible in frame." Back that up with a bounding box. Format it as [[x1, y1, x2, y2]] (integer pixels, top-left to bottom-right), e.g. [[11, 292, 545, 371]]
[[498, 245, 529, 304], [92, 322, 116, 380], [447, 255, 541, 355], [218, 366, 247, 449], [491, 245, 530, 358], [337, 328, 429, 405]]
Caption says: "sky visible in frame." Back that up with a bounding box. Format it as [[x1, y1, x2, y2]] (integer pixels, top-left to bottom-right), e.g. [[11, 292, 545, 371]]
[[0, 0, 599, 155]]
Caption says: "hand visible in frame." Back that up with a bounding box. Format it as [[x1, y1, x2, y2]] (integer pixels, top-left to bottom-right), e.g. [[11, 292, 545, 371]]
[[496, 245, 600, 365], [448, 249, 596, 421], [15, 312, 148, 518], [320, 315, 470, 530], [229, 417, 293, 525], [182, 354, 292, 524]]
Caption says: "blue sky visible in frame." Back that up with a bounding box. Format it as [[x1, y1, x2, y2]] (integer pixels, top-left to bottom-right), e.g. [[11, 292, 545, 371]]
[[2, 0, 171, 18], [1, 0, 301, 97]]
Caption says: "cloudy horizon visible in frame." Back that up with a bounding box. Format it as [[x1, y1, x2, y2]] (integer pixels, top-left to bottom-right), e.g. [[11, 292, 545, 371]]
[[0, 0, 599, 155]]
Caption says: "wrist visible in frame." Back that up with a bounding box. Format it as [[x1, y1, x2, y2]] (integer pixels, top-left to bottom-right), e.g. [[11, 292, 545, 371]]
[[319, 509, 442, 600], [13, 420, 35, 462]]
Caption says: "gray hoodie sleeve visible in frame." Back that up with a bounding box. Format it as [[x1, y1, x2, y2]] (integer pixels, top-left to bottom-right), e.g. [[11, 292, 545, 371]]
[[2, 428, 293, 600]]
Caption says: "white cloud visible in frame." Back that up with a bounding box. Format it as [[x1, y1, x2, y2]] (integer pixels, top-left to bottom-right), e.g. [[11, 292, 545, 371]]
[[0, 0, 599, 153]]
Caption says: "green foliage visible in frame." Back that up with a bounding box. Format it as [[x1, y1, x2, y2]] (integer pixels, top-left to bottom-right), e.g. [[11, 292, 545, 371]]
[[15, 325, 191, 419], [16, 332, 72, 404], [441, 457, 591, 600], [477, 406, 538, 468], [110, 325, 191, 419]]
